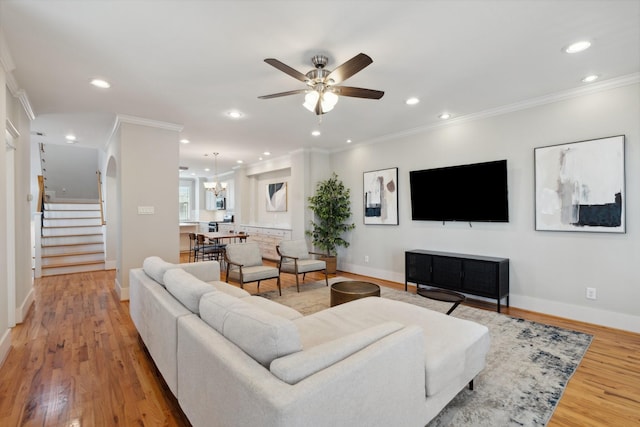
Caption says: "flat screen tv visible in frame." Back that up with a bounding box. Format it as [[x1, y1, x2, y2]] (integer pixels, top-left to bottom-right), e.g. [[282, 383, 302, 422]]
[[410, 159, 509, 222]]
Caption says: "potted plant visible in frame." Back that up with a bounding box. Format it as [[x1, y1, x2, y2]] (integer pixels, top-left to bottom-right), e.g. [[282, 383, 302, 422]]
[[306, 173, 356, 274]]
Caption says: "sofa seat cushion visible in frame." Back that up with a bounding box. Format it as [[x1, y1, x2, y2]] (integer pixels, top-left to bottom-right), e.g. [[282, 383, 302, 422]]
[[164, 269, 216, 314], [293, 297, 490, 397], [270, 322, 404, 384], [143, 256, 175, 286], [280, 259, 326, 274], [244, 296, 303, 320], [206, 280, 251, 298], [228, 265, 279, 283], [199, 292, 302, 367]]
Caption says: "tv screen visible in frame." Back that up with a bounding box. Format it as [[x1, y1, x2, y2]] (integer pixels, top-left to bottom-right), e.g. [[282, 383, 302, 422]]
[[410, 159, 509, 222]]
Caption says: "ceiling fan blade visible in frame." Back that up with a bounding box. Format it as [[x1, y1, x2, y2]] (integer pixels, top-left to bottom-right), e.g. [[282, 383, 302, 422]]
[[326, 53, 373, 85], [258, 89, 307, 99], [264, 58, 309, 83], [334, 86, 385, 99]]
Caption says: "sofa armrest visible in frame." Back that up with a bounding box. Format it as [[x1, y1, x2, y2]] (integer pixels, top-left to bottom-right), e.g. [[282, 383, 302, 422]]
[[270, 322, 404, 384], [179, 260, 220, 282]]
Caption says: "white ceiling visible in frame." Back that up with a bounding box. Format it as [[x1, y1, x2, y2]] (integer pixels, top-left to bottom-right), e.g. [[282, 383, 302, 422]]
[[2, 0, 639, 176]]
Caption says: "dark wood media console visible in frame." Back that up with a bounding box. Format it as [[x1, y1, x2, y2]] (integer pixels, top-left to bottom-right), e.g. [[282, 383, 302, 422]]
[[405, 249, 509, 312]]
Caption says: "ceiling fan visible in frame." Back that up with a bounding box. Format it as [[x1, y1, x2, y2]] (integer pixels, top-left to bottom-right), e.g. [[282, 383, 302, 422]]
[[258, 53, 384, 115]]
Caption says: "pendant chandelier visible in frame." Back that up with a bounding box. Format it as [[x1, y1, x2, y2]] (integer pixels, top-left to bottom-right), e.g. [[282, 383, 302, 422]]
[[203, 152, 227, 196]]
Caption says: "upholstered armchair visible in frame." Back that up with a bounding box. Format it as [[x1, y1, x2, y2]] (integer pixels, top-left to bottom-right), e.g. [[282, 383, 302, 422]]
[[224, 242, 281, 294], [277, 239, 328, 292]]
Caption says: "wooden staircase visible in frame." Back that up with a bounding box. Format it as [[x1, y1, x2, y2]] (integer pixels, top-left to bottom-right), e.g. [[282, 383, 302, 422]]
[[41, 201, 105, 276]]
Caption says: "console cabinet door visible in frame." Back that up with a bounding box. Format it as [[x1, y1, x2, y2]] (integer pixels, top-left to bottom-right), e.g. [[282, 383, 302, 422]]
[[462, 260, 498, 297], [432, 256, 462, 290], [405, 252, 432, 284]]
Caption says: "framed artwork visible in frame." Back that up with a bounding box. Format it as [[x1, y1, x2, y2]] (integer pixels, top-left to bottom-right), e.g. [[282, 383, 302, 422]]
[[534, 135, 625, 233], [363, 167, 399, 225], [266, 182, 287, 212]]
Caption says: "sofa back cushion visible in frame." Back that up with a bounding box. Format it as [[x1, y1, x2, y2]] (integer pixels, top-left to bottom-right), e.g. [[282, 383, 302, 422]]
[[143, 256, 175, 286], [164, 268, 216, 314], [278, 239, 310, 260], [199, 292, 302, 367], [225, 242, 263, 267], [270, 322, 404, 384]]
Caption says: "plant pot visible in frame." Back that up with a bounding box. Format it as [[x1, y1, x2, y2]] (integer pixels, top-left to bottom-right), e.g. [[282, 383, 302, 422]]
[[320, 255, 337, 274]]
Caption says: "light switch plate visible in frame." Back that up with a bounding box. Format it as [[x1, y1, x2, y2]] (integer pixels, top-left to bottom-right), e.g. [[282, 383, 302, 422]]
[[137, 206, 155, 215]]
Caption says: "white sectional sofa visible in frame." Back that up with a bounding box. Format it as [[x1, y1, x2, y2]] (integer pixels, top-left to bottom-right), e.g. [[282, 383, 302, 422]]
[[129, 257, 490, 427]]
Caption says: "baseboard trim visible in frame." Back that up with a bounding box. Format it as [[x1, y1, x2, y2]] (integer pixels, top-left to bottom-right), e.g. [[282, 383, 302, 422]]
[[342, 263, 640, 334], [105, 259, 116, 270], [0, 329, 11, 368], [115, 277, 129, 301], [511, 294, 640, 334], [16, 288, 35, 324]]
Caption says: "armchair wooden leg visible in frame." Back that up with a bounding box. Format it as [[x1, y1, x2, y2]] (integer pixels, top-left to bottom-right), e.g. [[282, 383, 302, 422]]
[[257, 280, 260, 292], [295, 274, 300, 293], [277, 276, 281, 296], [323, 269, 328, 286]]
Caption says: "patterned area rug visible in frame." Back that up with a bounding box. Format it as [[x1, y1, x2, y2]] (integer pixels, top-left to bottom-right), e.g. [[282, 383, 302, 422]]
[[258, 278, 593, 427]]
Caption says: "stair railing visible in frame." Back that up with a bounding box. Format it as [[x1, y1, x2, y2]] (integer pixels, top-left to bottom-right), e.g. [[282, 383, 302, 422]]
[[97, 171, 105, 225]]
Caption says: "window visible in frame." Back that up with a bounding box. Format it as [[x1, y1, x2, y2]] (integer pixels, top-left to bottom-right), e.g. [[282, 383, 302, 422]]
[[179, 179, 195, 221]]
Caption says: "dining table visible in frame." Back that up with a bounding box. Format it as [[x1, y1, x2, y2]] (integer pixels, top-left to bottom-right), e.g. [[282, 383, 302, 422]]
[[202, 231, 248, 244]]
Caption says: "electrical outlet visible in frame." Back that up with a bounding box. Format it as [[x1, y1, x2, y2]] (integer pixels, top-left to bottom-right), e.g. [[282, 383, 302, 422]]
[[586, 287, 597, 300], [137, 206, 155, 215], [364, 255, 369, 264]]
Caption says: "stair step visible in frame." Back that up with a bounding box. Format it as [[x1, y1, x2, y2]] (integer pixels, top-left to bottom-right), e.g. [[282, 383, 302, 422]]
[[42, 235, 104, 246], [42, 259, 104, 269], [42, 261, 106, 276], [42, 252, 104, 266], [43, 219, 103, 227], [44, 204, 100, 211], [42, 250, 104, 258], [43, 226, 104, 237], [42, 243, 104, 256], [45, 210, 101, 219]]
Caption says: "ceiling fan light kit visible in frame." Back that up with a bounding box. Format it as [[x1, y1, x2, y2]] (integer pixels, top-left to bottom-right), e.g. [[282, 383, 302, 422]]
[[259, 53, 384, 115]]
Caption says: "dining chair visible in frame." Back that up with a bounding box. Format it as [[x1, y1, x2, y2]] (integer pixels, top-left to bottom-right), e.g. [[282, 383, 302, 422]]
[[188, 233, 198, 262]]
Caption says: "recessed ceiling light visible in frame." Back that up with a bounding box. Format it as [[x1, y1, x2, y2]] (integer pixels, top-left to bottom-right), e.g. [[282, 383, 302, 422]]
[[439, 112, 451, 120], [204, 168, 210, 172], [259, 157, 263, 161], [564, 40, 591, 54], [346, 139, 352, 144], [237, 160, 243, 164], [582, 74, 599, 83], [180, 139, 190, 144], [311, 130, 321, 137], [406, 97, 420, 105], [90, 78, 111, 89], [263, 151, 271, 156], [65, 134, 77, 141], [227, 110, 243, 119]]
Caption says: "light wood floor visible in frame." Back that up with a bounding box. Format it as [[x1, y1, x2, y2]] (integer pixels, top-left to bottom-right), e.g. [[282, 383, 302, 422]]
[[0, 263, 638, 426]]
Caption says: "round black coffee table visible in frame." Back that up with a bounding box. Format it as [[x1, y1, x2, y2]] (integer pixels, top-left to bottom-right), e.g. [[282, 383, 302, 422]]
[[417, 288, 466, 315], [330, 281, 381, 307]]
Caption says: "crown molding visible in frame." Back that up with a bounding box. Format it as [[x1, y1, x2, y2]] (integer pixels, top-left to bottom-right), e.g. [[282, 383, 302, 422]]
[[115, 114, 184, 132], [15, 89, 35, 121], [335, 72, 640, 153], [0, 28, 16, 73]]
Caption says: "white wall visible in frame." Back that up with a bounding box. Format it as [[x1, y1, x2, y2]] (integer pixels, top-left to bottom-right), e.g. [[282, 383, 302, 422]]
[[0, 56, 10, 364], [331, 83, 640, 332], [106, 117, 181, 299]]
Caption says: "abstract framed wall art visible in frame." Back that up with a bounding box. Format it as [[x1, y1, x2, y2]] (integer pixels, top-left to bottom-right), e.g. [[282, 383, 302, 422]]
[[363, 167, 399, 225], [534, 135, 625, 233], [266, 182, 287, 212]]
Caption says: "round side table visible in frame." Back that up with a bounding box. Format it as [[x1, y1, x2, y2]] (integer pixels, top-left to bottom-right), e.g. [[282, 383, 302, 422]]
[[330, 281, 381, 307]]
